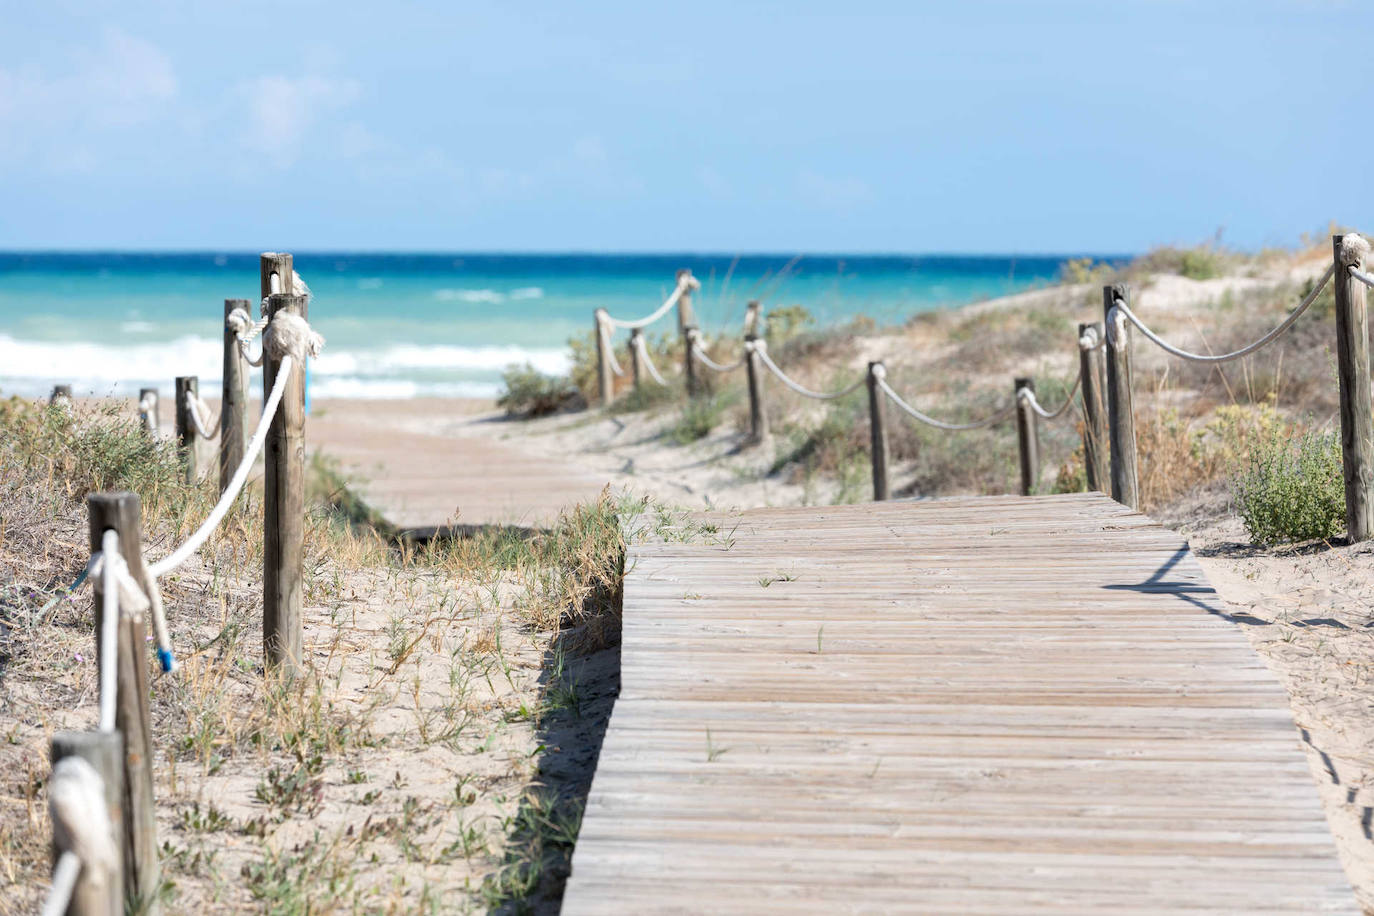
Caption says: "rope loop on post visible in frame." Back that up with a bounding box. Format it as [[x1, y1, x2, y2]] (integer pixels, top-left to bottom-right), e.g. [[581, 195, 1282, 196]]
[[44, 756, 118, 916], [1016, 375, 1082, 421], [688, 328, 746, 373], [185, 392, 220, 440], [1078, 326, 1103, 351], [602, 273, 699, 332], [597, 311, 628, 378]]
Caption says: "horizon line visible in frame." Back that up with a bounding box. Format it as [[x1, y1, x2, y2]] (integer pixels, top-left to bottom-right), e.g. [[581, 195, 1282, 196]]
[[0, 247, 1137, 260]]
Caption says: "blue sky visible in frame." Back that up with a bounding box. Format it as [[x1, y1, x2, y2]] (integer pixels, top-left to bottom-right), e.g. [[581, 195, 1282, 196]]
[[0, 1, 1369, 253]]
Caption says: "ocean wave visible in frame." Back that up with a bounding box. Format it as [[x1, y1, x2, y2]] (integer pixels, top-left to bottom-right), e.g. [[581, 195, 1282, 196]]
[[0, 334, 571, 397], [510, 287, 544, 300], [314, 344, 570, 376], [434, 288, 505, 303], [310, 378, 502, 400]]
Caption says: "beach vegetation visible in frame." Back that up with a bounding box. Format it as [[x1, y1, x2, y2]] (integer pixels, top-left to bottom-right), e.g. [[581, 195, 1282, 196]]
[[498, 362, 583, 417], [1235, 430, 1344, 545]]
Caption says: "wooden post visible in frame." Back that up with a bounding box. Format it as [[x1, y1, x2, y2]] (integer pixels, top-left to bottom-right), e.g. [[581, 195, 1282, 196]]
[[174, 376, 199, 485], [629, 328, 643, 390], [137, 389, 158, 438], [743, 300, 761, 339], [1103, 284, 1139, 508], [50, 731, 124, 916], [1078, 322, 1109, 493], [221, 299, 250, 494], [263, 293, 307, 675], [260, 252, 292, 301], [86, 493, 158, 912], [684, 325, 700, 397], [675, 269, 697, 332], [594, 309, 615, 407], [745, 338, 769, 446], [1334, 234, 1374, 541], [51, 385, 73, 408], [1014, 377, 1040, 496], [867, 362, 890, 501]]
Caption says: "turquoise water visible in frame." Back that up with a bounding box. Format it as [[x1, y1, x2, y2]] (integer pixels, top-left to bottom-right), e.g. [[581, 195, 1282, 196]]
[[0, 253, 1108, 399]]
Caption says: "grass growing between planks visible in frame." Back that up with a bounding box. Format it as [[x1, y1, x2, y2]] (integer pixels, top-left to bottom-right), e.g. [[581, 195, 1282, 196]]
[[0, 395, 656, 914]]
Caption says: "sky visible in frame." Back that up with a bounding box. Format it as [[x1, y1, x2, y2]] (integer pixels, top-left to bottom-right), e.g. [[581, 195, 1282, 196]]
[[0, 0, 1369, 254]]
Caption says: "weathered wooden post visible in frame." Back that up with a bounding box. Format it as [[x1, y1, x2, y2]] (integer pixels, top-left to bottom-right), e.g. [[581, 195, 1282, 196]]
[[1078, 322, 1109, 493], [594, 309, 615, 407], [629, 328, 643, 390], [1014, 377, 1040, 496], [1102, 284, 1139, 508], [49, 731, 124, 916], [263, 293, 307, 675], [174, 376, 199, 485], [867, 362, 890, 501], [260, 252, 292, 300], [51, 385, 73, 406], [137, 389, 158, 438], [677, 269, 699, 397], [1334, 234, 1374, 541], [221, 298, 251, 494], [683, 326, 700, 397], [745, 351, 768, 448], [86, 493, 158, 911]]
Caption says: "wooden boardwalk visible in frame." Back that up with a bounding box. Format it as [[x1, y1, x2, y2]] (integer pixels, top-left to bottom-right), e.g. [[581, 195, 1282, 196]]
[[563, 493, 1355, 913], [308, 401, 608, 533]]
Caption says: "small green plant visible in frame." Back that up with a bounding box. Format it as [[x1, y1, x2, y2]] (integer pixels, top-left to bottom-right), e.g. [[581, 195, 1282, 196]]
[[669, 391, 737, 445], [497, 362, 580, 417], [1234, 431, 1344, 545], [764, 304, 815, 345]]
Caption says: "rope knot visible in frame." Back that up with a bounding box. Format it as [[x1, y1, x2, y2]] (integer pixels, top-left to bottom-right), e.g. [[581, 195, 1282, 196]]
[[1078, 327, 1100, 350], [90, 551, 150, 617], [680, 274, 702, 293], [263, 312, 325, 362], [870, 363, 887, 381], [1341, 233, 1371, 266], [226, 307, 254, 335]]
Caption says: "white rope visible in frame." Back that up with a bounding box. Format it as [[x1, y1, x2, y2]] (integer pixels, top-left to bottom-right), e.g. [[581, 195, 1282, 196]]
[[46, 757, 117, 916], [597, 315, 627, 378], [40, 852, 81, 916], [688, 331, 745, 373], [239, 338, 265, 368], [1351, 265, 1374, 289], [1108, 263, 1334, 363], [1018, 375, 1081, 421], [634, 333, 670, 386], [753, 340, 864, 401], [875, 370, 1015, 431], [1079, 326, 1103, 351], [185, 392, 219, 440], [98, 530, 119, 733], [147, 353, 295, 581], [604, 274, 699, 331], [228, 307, 269, 367]]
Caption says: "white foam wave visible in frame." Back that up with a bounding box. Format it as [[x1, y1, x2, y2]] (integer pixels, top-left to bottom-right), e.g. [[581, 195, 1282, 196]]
[[434, 288, 504, 303], [510, 287, 544, 300], [315, 344, 570, 376], [0, 334, 570, 397]]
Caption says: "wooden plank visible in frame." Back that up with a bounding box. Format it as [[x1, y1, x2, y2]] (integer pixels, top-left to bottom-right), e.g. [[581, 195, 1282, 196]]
[[562, 494, 1355, 913]]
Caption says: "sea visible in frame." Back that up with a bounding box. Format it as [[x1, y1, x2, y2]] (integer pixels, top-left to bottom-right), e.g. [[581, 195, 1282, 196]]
[[0, 252, 1104, 401]]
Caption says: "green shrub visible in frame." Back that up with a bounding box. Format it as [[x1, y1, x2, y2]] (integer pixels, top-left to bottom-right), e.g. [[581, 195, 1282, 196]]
[[1235, 430, 1343, 545], [668, 391, 737, 445], [497, 363, 581, 417], [764, 305, 814, 346]]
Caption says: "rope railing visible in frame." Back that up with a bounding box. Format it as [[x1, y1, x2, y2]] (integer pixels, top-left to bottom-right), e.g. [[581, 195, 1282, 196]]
[[603, 273, 700, 331], [688, 330, 746, 373], [1351, 265, 1374, 289], [1018, 374, 1082, 421], [596, 314, 628, 378], [185, 391, 220, 440], [1107, 263, 1334, 363], [633, 332, 671, 386], [873, 366, 1016, 431], [752, 339, 865, 401], [40, 850, 82, 916]]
